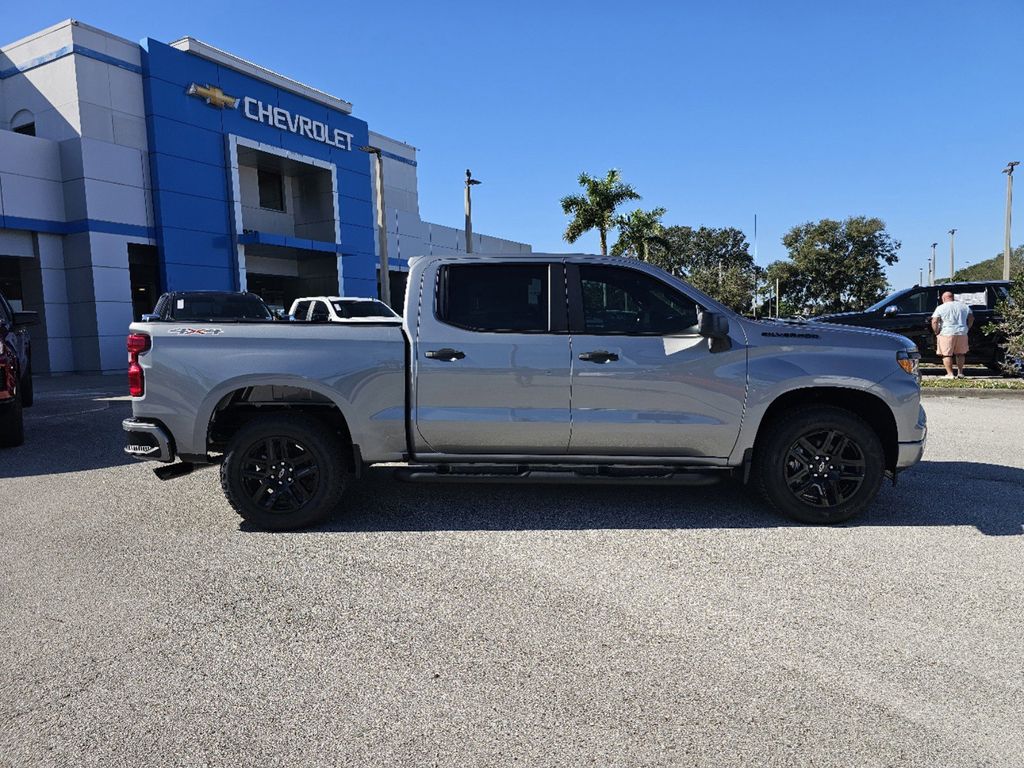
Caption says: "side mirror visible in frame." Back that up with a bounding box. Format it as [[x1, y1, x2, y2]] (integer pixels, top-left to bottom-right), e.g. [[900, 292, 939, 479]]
[[13, 310, 38, 328], [698, 310, 730, 339], [883, 305, 899, 316]]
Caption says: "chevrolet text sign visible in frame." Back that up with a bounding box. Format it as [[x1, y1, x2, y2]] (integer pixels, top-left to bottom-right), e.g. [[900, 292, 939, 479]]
[[242, 97, 353, 151]]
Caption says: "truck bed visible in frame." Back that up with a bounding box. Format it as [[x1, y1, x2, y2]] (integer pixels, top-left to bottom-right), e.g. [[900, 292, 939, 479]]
[[128, 320, 408, 463]]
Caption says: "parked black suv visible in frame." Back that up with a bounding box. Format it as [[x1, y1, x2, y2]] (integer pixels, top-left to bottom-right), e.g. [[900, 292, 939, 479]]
[[816, 281, 1011, 371], [0, 290, 37, 447]]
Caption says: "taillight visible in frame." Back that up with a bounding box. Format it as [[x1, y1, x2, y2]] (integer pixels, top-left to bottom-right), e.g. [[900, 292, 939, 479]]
[[127, 333, 151, 397]]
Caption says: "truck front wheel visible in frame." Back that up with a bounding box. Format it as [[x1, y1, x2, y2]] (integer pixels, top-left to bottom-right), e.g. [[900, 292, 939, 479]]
[[220, 415, 349, 531], [755, 406, 885, 524]]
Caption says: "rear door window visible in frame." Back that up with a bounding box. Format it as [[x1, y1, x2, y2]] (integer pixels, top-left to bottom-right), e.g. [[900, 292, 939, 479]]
[[439, 264, 551, 333], [309, 301, 331, 322]]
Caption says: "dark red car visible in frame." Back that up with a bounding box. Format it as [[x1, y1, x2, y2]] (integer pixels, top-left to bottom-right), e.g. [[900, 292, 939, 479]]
[[0, 290, 37, 447]]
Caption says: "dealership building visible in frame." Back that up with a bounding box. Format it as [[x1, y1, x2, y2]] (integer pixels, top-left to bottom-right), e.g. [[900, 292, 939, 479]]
[[0, 20, 529, 373]]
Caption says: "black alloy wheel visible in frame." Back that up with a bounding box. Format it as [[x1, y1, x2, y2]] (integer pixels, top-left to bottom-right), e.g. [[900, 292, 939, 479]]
[[240, 436, 321, 514], [755, 405, 885, 524], [220, 414, 349, 530], [782, 428, 866, 509]]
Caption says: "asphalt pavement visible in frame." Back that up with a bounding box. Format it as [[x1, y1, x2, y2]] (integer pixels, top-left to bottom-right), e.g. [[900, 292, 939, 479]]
[[1, 376, 1023, 767]]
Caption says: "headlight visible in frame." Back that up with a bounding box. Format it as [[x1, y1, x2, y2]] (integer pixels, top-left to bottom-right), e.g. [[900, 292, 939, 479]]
[[897, 349, 920, 376]]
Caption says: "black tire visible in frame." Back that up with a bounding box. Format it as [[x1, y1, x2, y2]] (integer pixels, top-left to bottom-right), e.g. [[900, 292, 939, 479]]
[[20, 361, 33, 408], [755, 406, 885, 524], [219, 414, 350, 530], [0, 386, 25, 448]]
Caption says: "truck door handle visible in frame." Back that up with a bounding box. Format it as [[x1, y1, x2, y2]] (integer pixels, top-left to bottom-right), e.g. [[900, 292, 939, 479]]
[[425, 348, 465, 361], [578, 350, 619, 363]]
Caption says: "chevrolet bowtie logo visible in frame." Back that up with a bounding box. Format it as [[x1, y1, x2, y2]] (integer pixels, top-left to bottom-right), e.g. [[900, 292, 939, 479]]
[[186, 83, 238, 109]]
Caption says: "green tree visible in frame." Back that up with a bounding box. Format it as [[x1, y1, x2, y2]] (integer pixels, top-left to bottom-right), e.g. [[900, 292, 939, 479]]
[[768, 217, 900, 315], [948, 245, 1023, 282], [985, 272, 1024, 375], [651, 225, 761, 313], [560, 169, 640, 256], [610, 207, 669, 261]]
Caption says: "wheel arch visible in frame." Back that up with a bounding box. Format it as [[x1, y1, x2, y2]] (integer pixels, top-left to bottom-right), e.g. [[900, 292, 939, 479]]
[[754, 387, 898, 471], [197, 377, 359, 472]]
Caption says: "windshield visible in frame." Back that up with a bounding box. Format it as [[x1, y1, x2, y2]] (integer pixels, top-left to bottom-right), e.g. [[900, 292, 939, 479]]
[[864, 289, 908, 313], [331, 300, 397, 318], [170, 293, 273, 321]]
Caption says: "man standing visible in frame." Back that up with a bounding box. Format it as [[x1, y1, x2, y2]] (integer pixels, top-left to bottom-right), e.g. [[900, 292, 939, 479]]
[[931, 290, 974, 378]]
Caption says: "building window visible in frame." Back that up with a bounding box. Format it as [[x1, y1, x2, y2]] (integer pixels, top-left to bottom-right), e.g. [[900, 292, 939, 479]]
[[257, 169, 285, 211], [11, 109, 35, 137]]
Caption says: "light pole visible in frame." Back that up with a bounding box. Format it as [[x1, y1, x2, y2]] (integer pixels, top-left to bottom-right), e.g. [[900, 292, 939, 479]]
[[464, 169, 481, 253], [930, 242, 937, 285], [948, 228, 957, 280], [359, 145, 391, 308], [919, 266, 924, 285], [1003, 161, 1019, 281]]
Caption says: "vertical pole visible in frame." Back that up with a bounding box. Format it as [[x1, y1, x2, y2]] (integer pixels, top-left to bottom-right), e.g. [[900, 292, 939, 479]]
[[919, 267, 923, 285], [372, 150, 391, 307], [1004, 162, 1018, 281], [465, 169, 473, 254], [775, 278, 780, 319], [930, 243, 937, 286], [948, 229, 956, 280]]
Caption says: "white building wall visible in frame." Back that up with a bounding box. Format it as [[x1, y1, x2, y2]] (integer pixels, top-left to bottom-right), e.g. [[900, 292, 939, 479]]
[[1, 20, 153, 371], [367, 130, 531, 274]]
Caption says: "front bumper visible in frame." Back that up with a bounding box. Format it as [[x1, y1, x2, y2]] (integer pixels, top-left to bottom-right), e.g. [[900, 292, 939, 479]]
[[894, 402, 927, 471], [123, 418, 174, 462]]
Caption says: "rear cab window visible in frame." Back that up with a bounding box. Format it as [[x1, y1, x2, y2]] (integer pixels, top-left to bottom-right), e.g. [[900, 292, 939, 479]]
[[438, 263, 556, 333]]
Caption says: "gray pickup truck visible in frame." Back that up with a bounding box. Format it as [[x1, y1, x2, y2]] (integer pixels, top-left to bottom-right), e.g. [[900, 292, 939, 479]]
[[123, 253, 926, 530]]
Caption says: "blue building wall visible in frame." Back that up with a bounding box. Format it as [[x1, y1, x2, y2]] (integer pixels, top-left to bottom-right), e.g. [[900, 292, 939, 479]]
[[139, 39, 377, 297]]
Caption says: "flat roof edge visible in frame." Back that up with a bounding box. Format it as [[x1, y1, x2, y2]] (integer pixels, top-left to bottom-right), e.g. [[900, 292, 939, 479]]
[[2, 19, 139, 54], [168, 36, 353, 115], [1, 19, 74, 53]]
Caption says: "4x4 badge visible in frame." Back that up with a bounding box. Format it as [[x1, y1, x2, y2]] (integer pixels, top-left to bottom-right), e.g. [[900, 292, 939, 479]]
[[167, 328, 223, 336]]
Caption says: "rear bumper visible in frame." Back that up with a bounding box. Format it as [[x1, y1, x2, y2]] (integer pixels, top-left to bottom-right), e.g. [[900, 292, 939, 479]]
[[122, 418, 174, 462]]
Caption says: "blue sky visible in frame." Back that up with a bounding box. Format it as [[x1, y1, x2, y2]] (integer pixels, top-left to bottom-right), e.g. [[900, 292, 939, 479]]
[[6, 0, 1022, 290]]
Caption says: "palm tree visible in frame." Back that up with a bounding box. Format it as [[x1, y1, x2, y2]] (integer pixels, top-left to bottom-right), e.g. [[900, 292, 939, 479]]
[[560, 170, 640, 256], [611, 207, 669, 262]]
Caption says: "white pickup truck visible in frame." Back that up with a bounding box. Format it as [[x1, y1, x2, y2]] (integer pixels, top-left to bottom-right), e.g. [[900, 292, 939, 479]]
[[123, 253, 926, 530]]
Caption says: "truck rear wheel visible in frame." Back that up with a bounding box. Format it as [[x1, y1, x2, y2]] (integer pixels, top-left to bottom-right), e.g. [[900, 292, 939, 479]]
[[220, 415, 349, 531], [755, 406, 884, 524]]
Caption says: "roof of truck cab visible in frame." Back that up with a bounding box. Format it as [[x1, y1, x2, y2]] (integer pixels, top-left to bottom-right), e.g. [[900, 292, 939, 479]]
[[293, 296, 383, 302]]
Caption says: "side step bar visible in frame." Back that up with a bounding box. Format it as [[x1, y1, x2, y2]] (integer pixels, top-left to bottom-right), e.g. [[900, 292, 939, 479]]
[[391, 463, 724, 486]]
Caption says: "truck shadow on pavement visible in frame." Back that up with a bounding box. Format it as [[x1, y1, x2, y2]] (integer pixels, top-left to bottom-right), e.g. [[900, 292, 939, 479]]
[[265, 460, 1024, 537]]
